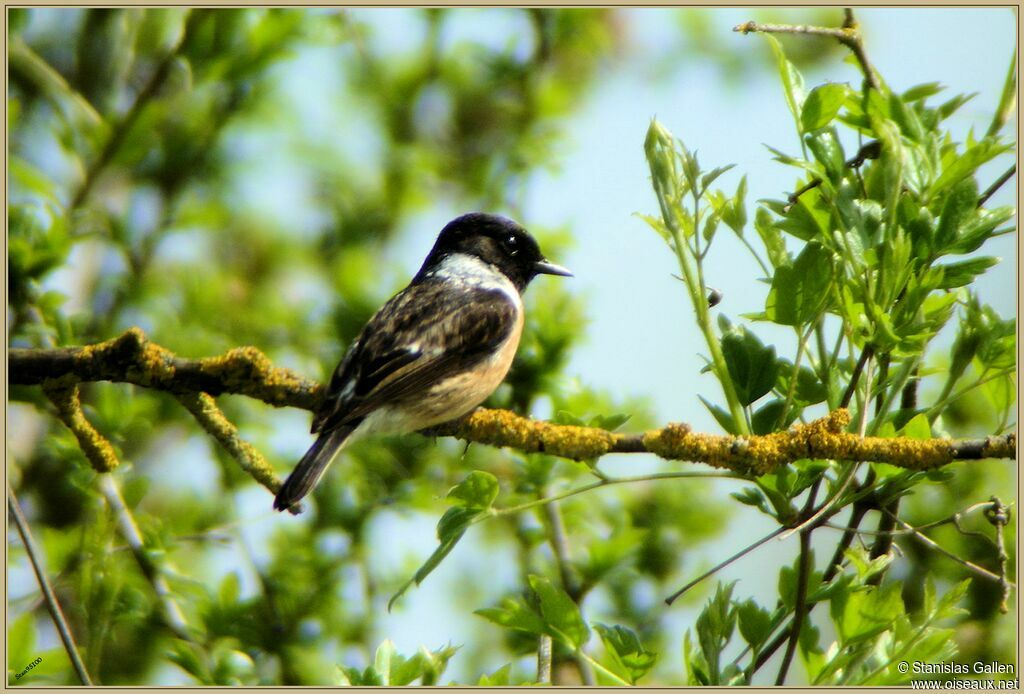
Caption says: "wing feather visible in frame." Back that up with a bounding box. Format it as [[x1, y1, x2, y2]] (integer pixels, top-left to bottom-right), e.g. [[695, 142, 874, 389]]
[[312, 281, 517, 434]]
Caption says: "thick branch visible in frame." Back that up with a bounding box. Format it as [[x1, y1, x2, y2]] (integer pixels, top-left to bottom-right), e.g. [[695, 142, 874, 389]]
[[11, 327, 320, 410], [10, 330, 1017, 474]]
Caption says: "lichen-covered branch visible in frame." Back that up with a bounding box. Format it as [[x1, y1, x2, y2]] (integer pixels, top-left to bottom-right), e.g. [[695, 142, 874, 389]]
[[14, 327, 320, 409], [10, 329, 1017, 478], [43, 382, 119, 472], [175, 392, 282, 493]]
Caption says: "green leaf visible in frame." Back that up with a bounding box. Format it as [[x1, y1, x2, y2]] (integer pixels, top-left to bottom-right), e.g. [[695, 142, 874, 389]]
[[475, 596, 545, 637], [901, 82, 945, 102], [900, 412, 931, 440], [722, 175, 748, 234], [529, 574, 589, 650], [337, 665, 383, 686], [934, 578, 971, 621], [765, 241, 832, 326], [736, 599, 773, 651], [950, 205, 1014, 254], [594, 623, 657, 684], [389, 506, 479, 609], [842, 546, 894, 582], [699, 395, 739, 435], [218, 571, 241, 606], [373, 640, 397, 686], [588, 412, 632, 432], [693, 582, 738, 684], [934, 177, 980, 251], [756, 474, 797, 522], [801, 83, 847, 132], [751, 398, 794, 435], [700, 164, 736, 192], [753, 207, 788, 268], [720, 327, 779, 406], [8, 612, 37, 676], [636, 212, 672, 244], [776, 360, 827, 405], [446, 470, 499, 509], [831, 582, 904, 645], [376, 641, 455, 686], [805, 129, 846, 182], [929, 140, 1011, 197], [764, 34, 805, 133], [416, 644, 459, 686], [888, 90, 926, 143], [169, 641, 212, 684], [476, 664, 512, 686], [553, 409, 586, 426], [987, 46, 1016, 136], [730, 486, 771, 517], [936, 256, 999, 289]]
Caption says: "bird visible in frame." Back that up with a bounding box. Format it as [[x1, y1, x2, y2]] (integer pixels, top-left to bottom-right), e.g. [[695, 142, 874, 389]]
[[273, 213, 572, 512]]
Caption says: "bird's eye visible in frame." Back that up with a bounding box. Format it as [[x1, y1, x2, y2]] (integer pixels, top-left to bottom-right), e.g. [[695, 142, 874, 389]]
[[504, 234, 520, 255]]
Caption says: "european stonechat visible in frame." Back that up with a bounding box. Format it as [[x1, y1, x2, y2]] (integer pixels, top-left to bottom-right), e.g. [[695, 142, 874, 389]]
[[274, 213, 571, 512]]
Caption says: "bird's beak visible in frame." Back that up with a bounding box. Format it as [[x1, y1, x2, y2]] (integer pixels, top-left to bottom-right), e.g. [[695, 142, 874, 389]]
[[534, 259, 573, 277]]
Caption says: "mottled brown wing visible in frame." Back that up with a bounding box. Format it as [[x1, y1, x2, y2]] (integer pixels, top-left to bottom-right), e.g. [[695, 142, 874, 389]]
[[312, 281, 517, 434]]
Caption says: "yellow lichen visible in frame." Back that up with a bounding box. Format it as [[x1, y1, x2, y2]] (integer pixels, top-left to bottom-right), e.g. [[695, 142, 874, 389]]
[[453, 409, 616, 460], [175, 391, 280, 492], [42, 382, 119, 472]]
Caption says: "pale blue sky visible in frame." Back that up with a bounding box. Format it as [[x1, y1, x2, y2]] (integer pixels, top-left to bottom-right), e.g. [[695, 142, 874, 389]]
[[253, 7, 1017, 683], [13, 7, 1017, 684]]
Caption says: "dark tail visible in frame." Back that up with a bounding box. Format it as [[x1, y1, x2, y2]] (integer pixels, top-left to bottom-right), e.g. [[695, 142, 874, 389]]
[[273, 426, 354, 512]]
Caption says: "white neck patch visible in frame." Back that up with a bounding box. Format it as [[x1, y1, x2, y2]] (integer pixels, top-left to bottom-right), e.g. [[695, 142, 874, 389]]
[[429, 253, 522, 306]]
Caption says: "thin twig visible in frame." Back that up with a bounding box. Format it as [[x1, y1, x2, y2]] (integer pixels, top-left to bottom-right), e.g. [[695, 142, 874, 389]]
[[71, 10, 210, 209], [96, 474, 193, 641], [977, 164, 1016, 208], [537, 634, 553, 684], [665, 525, 788, 605], [775, 482, 820, 685], [880, 507, 1014, 587], [734, 9, 879, 90], [821, 498, 1003, 538], [751, 490, 864, 675], [985, 497, 1012, 613], [540, 497, 594, 685], [776, 529, 813, 685], [839, 345, 874, 410], [8, 483, 94, 685]]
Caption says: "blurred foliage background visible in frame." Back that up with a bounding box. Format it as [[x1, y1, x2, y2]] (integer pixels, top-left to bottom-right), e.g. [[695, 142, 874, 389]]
[[7, 7, 1016, 686]]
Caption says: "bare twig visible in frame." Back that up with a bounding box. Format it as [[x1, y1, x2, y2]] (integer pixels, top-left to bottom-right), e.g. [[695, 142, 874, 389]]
[[977, 164, 1016, 208], [985, 497, 1012, 613], [881, 507, 1014, 588], [665, 525, 788, 605], [839, 345, 873, 410], [540, 497, 594, 685], [174, 391, 288, 503], [8, 483, 94, 685], [537, 635, 553, 684], [96, 475, 194, 641], [735, 8, 879, 90], [775, 482, 820, 685], [822, 498, 1002, 539]]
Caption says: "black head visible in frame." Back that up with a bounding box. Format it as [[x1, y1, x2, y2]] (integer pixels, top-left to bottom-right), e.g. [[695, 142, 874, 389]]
[[416, 213, 572, 291]]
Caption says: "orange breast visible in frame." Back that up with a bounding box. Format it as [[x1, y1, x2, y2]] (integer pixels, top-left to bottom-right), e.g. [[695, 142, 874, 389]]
[[414, 308, 525, 427]]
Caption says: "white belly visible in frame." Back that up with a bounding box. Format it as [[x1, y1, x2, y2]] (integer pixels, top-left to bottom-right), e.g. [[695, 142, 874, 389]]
[[356, 298, 524, 436]]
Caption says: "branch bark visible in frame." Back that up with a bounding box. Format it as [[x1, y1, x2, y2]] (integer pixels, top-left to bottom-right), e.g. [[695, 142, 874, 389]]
[[10, 329, 1017, 478]]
